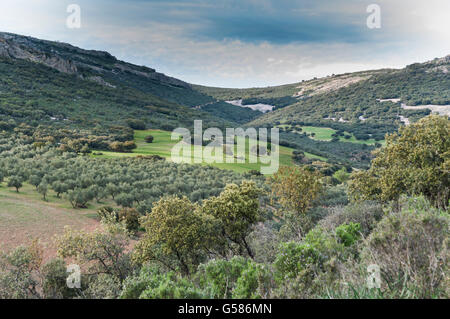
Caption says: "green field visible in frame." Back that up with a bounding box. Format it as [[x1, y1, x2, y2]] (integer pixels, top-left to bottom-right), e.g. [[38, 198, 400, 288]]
[[278, 125, 384, 145], [92, 129, 322, 173]]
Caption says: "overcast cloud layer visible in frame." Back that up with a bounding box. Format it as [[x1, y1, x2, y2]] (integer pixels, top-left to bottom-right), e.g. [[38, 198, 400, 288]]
[[0, 0, 449, 87]]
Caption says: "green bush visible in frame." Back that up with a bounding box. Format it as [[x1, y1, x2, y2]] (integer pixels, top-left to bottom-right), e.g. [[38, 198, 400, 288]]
[[232, 262, 273, 299], [196, 257, 249, 299], [121, 265, 205, 299], [335, 222, 361, 247]]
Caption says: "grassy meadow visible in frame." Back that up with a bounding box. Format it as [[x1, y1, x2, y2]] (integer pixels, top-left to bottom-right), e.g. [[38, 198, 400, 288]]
[[92, 129, 318, 173]]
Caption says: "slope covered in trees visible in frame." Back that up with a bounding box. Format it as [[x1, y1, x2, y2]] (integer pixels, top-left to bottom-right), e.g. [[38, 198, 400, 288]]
[[1, 115, 448, 299], [0, 31, 449, 300]]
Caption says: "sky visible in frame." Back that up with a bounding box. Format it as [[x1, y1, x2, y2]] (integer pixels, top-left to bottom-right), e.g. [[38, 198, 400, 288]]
[[0, 0, 449, 88]]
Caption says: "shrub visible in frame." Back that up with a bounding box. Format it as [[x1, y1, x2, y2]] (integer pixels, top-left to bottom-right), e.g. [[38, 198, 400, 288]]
[[56, 228, 133, 282], [122, 265, 206, 299], [85, 274, 122, 299], [0, 242, 43, 299], [333, 168, 350, 184], [335, 222, 361, 247], [360, 197, 449, 298], [232, 262, 273, 299], [118, 208, 140, 233], [196, 257, 249, 299], [319, 201, 384, 237], [41, 258, 76, 299], [98, 207, 140, 234], [274, 228, 342, 281]]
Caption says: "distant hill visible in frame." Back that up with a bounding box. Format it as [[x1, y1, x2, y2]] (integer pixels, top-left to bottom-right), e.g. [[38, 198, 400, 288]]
[[0, 31, 447, 168], [195, 56, 450, 136], [0, 31, 259, 134]]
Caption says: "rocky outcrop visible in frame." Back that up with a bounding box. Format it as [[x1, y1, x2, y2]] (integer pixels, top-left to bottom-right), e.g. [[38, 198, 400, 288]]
[[0, 31, 191, 89], [0, 36, 78, 74], [87, 76, 116, 88], [420, 55, 450, 74]]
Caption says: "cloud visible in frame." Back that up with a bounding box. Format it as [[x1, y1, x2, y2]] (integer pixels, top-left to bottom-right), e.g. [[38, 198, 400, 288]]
[[0, 0, 448, 87]]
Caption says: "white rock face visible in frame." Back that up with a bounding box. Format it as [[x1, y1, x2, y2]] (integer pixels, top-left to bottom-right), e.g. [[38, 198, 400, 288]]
[[399, 115, 410, 126], [225, 100, 274, 113], [377, 98, 401, 103], [401, 104, 450, 117]]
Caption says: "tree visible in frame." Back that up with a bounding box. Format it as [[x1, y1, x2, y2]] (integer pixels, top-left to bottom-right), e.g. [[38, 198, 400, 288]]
[[29, 174, 42, 189], [66, 188, 94, 208], [201, 181, 261, 259], [109, 141, 124, 152], [115, 193, 135, 208], [349, 115, 450, 209], [0, 241, 43, 298], [7, 176, 23, 193], [144, 135, 154, 143], [80, 144, 91, 155], [52, 181, 68, 198], [37, 182, 48, 201], [123, 141, 137, 151], [126, 119, 146, 130], [269, 166, 323, 215], [56, 228, 133, 282], [134, 196, 216, 275], [105, 183, 120, 200], [268, 166, 323, 239]]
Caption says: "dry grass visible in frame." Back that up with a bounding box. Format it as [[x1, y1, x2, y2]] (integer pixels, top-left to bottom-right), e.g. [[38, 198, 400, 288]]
[[0, 184, 101, 261]]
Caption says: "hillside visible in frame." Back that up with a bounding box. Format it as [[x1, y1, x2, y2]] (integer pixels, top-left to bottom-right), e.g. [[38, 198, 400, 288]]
[[0, 31, 253, 136], [195, 57, 450, 136], [0, 31, 448, 170], [0, 28, 448, 302], [2, 31, 448, 134]]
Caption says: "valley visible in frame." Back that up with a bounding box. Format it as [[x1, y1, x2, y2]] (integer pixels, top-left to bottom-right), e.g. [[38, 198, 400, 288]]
[[0, 31, 448, 300]]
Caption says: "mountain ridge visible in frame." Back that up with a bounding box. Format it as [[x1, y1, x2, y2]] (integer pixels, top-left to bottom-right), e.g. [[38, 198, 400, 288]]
[[0, 31, 448, 136], [0, 31, 191, 89]]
